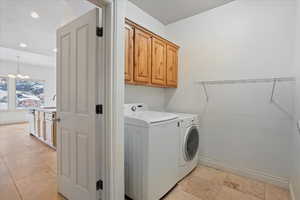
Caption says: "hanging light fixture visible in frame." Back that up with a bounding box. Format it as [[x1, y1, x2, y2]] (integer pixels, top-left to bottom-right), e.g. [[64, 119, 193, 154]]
[[7, 56, 30, 79]]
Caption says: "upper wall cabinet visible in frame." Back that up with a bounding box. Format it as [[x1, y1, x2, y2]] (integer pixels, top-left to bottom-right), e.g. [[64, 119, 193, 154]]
[[134, 28, 152, 84], [152, 37, 167, 86], [125, 24, 134, 83], [166, 44, 178, 87], [125, 18, 179, 88]]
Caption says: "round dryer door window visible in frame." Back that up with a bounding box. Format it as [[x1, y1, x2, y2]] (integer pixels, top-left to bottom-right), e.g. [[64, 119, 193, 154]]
[[184, 126, 199, 161]]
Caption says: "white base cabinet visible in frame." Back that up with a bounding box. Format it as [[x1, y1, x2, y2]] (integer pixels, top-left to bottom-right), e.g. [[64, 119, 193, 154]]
[[28, 109, 57, 149]]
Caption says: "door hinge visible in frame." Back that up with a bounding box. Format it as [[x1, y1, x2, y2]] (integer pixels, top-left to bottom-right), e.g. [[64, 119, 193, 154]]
[[96, 179, 103, 190], [96, 104, 103, 114], [97, 27, 103, 37]]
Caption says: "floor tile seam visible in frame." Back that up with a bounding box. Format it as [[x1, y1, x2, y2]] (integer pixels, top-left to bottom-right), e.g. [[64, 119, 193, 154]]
[[2, 157, 24, 200]]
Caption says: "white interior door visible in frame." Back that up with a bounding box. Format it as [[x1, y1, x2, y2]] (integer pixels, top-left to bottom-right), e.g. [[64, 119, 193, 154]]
[[56, 8, 101, 200]]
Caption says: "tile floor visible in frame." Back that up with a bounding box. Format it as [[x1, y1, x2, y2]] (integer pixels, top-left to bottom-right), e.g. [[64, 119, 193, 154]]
[[1, 123, 291, 200], [0, 123, 64, 200], [163, 166, 291, 200]]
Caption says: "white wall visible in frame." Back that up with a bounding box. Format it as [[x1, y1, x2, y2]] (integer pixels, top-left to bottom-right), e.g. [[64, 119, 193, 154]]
[[291, 0, 300, 198], [126, 1, 166, 37], [124, 2, 167, 110], [165, 0, 296, 186], [0, 60, 55, 124]]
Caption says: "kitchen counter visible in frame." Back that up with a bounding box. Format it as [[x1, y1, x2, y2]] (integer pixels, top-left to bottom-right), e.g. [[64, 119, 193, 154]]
[[27, 107, 57, 149], [27, 107, 56, 113]]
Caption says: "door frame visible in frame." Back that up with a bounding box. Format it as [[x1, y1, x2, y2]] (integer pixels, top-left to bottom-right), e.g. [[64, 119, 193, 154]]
[[87, 0, 125, 200]]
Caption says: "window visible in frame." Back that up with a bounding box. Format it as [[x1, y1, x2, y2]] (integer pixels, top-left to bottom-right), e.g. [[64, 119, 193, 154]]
[[0, 77, 8, 110], [16, 79, 45, 108]]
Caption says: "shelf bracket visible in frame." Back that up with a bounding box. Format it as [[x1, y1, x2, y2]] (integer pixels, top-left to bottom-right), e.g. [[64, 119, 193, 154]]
[[202, 83, 209, 102], [270, 78, 293, 119], [270, 79, 277, 103]]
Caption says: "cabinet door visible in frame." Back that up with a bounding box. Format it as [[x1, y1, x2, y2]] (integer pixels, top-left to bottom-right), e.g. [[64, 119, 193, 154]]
[[35, 111, 40, 137], [134, 28, 152, 84], [166, 44, 178, 87], [151, 37, 167, 86], [45, 120, 52, 145], [125, 24, 134, 83]]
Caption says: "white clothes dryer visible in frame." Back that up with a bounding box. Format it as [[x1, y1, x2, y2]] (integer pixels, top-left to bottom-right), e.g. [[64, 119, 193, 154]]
[[174, 113, 200, 181]]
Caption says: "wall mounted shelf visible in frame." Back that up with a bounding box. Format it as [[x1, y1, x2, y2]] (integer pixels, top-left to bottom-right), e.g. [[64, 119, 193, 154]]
[[196, 77, 295, 118]]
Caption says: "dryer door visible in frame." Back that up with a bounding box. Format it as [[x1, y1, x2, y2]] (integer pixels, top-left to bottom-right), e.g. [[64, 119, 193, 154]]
[[184, 126, 199, 161]]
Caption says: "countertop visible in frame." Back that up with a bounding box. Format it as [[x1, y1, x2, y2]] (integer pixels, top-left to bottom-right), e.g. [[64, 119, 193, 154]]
[[27, 107, 57, 113]]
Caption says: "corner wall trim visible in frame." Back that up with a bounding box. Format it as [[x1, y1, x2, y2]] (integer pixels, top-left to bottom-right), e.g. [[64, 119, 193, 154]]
[[198, 155, 289, 189]]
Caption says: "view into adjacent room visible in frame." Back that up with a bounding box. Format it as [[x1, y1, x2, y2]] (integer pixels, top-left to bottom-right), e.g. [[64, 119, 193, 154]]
[[0, 0, 96, 199], [3, 0, 300, 200]]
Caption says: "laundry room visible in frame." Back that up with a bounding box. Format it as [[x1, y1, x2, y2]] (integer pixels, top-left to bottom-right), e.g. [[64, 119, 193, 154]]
[[2, 0, 300, 199], [124, 0, 297, 200]]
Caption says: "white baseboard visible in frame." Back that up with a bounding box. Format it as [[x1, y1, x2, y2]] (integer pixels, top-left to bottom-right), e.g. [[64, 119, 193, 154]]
[[0, 121, 28, 126], [289, 183, 296, 200], [198, 155, 289, 189]]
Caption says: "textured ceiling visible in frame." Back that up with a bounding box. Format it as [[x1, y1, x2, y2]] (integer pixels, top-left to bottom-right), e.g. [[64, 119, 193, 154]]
[[0, 0, 95, 57], [128, 0, 235, 25]]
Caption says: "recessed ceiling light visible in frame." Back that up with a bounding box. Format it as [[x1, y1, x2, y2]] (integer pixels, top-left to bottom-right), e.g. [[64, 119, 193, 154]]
[[53, 48, 57, 52], [30, 11, 40, 19], [19, 43, 27, 48]]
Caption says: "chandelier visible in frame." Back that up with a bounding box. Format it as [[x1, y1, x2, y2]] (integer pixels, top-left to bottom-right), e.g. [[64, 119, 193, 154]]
[[7, 56, 30, 79]]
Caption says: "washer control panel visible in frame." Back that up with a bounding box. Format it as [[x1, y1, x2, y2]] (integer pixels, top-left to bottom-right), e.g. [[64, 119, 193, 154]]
[[124, 103, 148, 115]]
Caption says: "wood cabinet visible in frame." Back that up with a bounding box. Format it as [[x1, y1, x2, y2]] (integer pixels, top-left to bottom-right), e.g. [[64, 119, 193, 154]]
[[151, 37, 167, 85], [125, 18, 179, 88], [134, 28, 152, 84], [166, 44, 178, 87], [124, 24, 134, 83]]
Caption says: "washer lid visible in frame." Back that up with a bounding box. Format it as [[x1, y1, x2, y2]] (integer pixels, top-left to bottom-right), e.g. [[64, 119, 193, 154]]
[[172, 113, 198, 120], [125, 111, 178, 126]]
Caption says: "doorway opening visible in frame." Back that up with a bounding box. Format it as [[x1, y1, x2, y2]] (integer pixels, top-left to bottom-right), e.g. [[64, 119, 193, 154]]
[[0, 1, 98, 199]]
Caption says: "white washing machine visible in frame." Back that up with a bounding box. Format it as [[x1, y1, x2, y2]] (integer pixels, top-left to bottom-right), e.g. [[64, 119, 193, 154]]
[[174, 113, 200, 181], [124, 104, 180, 200]]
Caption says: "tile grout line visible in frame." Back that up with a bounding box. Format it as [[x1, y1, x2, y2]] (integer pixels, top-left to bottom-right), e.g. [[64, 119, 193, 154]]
[[2, 157, 24, 200]]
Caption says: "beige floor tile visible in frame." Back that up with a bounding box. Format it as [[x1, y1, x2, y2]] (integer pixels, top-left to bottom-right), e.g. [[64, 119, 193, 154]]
[[0, 127, 28, 141], [0, 159, 14, 186], [0, 183, 21, 200], [0, 123, 62, 200], [45, 158, 58, 173], [16, 168, 58, 200], [179, 175, 222, 200], [190, 166, 227, 185], [17, 179, 61, 200], [14, 164, 54, 181], [265, 184, 290, 200], [26, 140, 54, 154], [0, 142, 31, 156], [216, 186, 261, 200], [44, 150, 58, 162], [163, 186, 202, 200], [224, 173, 265, 199], [6, 143, 52, 159], [3, 152, 46, 170], [16, 167, 56, 183]]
